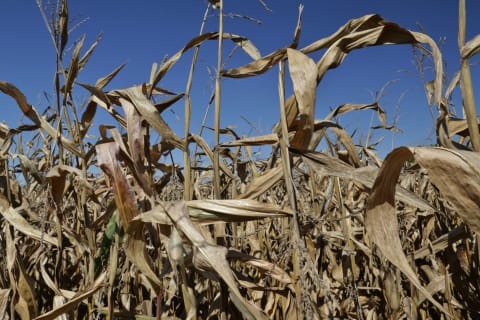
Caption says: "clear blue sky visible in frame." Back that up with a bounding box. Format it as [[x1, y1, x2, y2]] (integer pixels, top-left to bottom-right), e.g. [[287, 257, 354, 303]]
[[1, 1, 479, 158]]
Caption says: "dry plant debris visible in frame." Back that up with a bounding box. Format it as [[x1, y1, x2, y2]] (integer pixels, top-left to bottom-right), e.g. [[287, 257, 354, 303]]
[[0, 0, 479, 319]]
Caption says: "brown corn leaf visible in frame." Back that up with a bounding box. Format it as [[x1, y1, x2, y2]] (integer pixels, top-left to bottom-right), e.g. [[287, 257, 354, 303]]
[[414, 225, 468, 260], [162, 201, 269, 320], [96, 142, 138, 230], [190, 134, 234, 178], [307, 119, 342, 150], [14, 154, 43, 183], [134, 199, 292, 225], [365, 147, 451, 316], [330, 126, 361, 167], [0, 289, 10, 319], [46, 164, 95, 208], [100, 125, 153, 197], [63, 34, 85, 95], [121, 97, 152, 196], [79, 84, 127, 128], [295, 148, 434, 211], [325, 103, 386, 126], [155, 92, 185, 113], [78, 33, 102, 70], [231, 36, 261, 60], [15, 256, 38, 319], [0, 81, 81, 156], [315, 24, 442, 104], [34, 272, 106, 320], [236, 165, 284, 200], [411, 147, 480, 233], [97, 63, 126, 88], [443, 116, 480, 138], [224, 14, 442, 133], [227, 250, 295, 291], [287, 48, 317, 149], [0, 195, 57, 246], [220, 134, 278, 147], [113, 87, 184, 150], [78, 83, 112, 110], [78, 63, 125, 138], [40, 257, 62, 296], [124, 220, 163, 293], [149, 32, 261, 96], [58, 0, 68, 55], [186, 199, 293, 222], [97, 141, 162, 295], [461, 34, 480, 59]]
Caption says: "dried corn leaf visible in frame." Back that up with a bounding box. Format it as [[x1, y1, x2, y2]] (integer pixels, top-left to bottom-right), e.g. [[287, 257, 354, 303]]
[[58, 0, 68, 55], [78, 33, 102, 70], [296, 148, 434, 211], [224, 14, 442, 133], [162, 201, 268, 320], [227, 250, 295, 291], [315, 24, 442, 104], [366, 147, 452, 316], [443, 116, 480, 138], [124, 219, 163, 293], [46, 164, 94, 208], [411, 147, 480, 233], [96, 142, 138, 230], [186, 199, 292, 222], [330, 126, 361, 167], [63, 35, 84, 95], [461, 34, 480, 59], [45, 164, 94, 191], [14, 154, 43, 183], [149, 32, 261, 96], [0, 81, 81, 156], [40, 257, 62, 296], [236, 165, 283, 199], [220, 133, 278, 147], [155, 92, 185, 113], [78, 63, 126, 137], [0, 289, 9, 319], [287, 48, 317, 149], [190, 134, 234, 178], [121, 97, 152, 196], [34, 272, 106, 320], [15, 256, 38, 319], [224, 14, 442, 101], [113, 87, 184, 150], [231, 36, 261, 60], [325, 103, 386, 126], [413, 225, 468, 259], [134, 199, 292, 225], [0, 195, 57, 246]]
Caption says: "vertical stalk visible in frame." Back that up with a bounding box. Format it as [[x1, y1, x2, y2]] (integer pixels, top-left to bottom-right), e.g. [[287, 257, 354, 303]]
[[212, 4, 227, 319], [278, 60, 305, 318], [184, 6, 210, 201], [213, 0, 224, 199], [458, 0, 480, 151]]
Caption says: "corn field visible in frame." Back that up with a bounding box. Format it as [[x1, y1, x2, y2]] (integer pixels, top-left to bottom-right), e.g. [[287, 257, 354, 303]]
[[1, 0, 480, 319]]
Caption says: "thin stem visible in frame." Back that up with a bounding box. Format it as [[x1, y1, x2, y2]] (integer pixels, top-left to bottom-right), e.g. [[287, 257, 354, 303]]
[[458, 0, 480, 151], [278, 60, 305, 318], [213, 0, 224, 199], [184, 5, 210, 201]]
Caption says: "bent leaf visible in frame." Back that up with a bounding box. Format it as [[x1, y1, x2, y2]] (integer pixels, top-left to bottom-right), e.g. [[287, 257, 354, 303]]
[[162, 201, 268, 320], [366, 147, 454, 317], [287, 48, 317, 149]]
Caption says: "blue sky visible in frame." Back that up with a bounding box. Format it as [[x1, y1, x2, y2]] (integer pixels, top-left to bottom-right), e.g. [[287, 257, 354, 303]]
[[1, 1, 480, 158]]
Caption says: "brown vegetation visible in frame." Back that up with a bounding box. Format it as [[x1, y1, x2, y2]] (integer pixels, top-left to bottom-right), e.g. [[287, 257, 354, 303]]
[[0, 0, 479, 319]]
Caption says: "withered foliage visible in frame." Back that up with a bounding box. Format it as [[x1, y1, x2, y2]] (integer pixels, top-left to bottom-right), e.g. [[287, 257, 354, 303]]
[[0, 0, 479, 319]]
